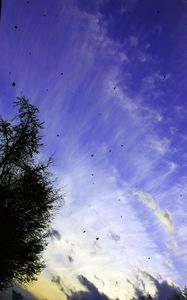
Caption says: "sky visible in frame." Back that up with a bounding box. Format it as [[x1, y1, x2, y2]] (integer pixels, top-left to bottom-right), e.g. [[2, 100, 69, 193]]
[[0, 0, 187, 299]]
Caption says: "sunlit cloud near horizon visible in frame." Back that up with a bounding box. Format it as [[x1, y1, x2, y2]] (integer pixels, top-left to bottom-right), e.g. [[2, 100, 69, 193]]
[[0, 0, 187, 299]]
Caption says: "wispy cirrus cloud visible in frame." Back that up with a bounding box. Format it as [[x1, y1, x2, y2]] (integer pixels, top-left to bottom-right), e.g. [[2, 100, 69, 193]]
[[134, 191, 174, 233], [1, 0, 187, 299]]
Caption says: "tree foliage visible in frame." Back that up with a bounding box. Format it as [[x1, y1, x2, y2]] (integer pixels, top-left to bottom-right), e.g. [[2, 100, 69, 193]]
[[0, 96, 62, 289]]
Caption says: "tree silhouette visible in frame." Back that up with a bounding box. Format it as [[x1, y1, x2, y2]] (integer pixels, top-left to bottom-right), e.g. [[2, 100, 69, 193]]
[[0, 96, 62, 289]]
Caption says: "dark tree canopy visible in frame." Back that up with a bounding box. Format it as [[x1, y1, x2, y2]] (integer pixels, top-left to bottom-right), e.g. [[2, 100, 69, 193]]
[[0, 96, 62, 289]]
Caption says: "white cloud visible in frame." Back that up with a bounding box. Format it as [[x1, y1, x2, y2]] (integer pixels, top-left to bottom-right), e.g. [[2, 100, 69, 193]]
[[134, 191, 174, 233], [166, 161, 178, 174], [149, 137, 171, 154]]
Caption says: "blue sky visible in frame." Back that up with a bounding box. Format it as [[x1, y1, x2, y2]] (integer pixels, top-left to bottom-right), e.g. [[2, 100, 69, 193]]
[[0, 1, 187, 299]]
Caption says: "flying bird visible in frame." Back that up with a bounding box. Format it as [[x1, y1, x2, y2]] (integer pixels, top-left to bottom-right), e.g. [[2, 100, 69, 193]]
[[12, 82, 16, 87]]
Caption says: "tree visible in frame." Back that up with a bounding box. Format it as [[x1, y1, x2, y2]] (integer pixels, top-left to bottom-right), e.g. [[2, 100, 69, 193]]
[[0, 96, 62, 289]]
